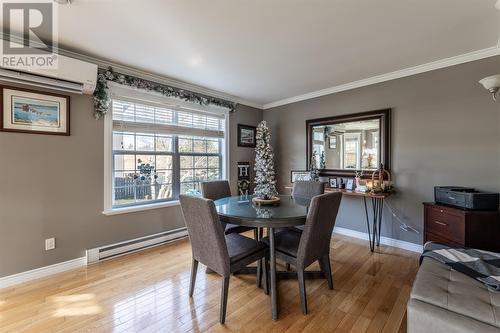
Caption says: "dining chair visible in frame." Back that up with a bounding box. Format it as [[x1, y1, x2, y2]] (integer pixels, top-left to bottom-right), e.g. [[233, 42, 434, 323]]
[[292, 181, 325, 199], [179, 195, 268, 324], [201, 180, 256, 237], [201, 180, 265, 284], [263, 192, 342, 315], [290, 181, 325, 234]]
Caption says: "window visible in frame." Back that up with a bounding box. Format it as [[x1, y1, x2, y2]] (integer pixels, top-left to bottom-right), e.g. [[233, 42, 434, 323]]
[[106, 95, 227, 211], [343, 133, 361, 169]]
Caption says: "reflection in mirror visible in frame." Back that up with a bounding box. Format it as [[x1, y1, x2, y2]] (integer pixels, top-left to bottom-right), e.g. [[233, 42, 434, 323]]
[[312, 119, 380, 170]]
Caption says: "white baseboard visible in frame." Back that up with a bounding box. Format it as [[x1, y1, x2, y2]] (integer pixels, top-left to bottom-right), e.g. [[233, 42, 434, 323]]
[[1, 226, 419, 290], [334, 226, 423, 253], [0, 228, 189, 290], [0, 256, 87, 290]]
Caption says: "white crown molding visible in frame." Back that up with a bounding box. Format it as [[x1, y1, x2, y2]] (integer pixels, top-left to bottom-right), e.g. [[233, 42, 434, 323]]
[[334, 226, 423, 253], [0, 257, 87, 290], [4, 33, 499, 112], [263, 45, 500, 110]]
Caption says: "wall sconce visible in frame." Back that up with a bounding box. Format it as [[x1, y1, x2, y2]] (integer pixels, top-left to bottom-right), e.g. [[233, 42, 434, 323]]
[[479, 75, 500, 102]]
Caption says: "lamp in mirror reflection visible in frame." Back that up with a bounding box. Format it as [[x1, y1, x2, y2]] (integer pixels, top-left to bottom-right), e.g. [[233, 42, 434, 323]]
[[479, 75, 500, 102]]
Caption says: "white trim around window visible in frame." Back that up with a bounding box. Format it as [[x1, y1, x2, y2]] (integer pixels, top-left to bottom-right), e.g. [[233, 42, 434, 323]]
[[103, 84, 230, 215]]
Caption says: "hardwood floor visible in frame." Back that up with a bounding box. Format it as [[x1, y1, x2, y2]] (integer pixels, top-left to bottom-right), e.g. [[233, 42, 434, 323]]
[[0, 234, 419, 333]]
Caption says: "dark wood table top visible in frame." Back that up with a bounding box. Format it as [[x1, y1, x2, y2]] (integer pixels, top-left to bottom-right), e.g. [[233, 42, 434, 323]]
[[213, 195, 310, 228], [325, 187, 392, 199]]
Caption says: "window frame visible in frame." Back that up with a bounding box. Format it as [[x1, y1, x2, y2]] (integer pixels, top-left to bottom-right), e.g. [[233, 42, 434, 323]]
[[103, 84, 230, 215]]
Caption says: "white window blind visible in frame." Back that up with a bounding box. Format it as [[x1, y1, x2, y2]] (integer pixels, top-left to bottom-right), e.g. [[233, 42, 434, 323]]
[[112, 99, 225, 138]]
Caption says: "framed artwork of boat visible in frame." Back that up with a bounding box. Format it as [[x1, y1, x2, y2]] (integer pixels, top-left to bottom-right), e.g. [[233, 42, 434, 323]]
[[0, 86, 70, 135]]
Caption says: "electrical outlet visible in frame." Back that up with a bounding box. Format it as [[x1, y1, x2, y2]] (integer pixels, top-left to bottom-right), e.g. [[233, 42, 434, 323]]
[[45, 238, 56, 251]]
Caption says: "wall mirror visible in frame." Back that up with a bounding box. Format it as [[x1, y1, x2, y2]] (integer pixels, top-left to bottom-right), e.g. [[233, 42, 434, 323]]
[[306, 109, 391, 177]]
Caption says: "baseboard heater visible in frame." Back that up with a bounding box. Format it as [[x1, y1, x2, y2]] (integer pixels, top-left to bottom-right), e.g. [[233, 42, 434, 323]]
[[86, 227, 188, 263]]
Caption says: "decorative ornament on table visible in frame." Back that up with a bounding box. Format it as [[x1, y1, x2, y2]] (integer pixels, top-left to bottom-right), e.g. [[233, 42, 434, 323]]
[[355, 170, 368, 193], [309, 150, 320, 181], [370, 164, 393, 193], [253, 121, 280, 205]]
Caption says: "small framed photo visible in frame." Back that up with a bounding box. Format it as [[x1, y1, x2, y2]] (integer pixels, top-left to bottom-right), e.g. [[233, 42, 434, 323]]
[[329, 177, 338, 188], [0, 86, 70, 136], [237, 124, 256, 147], [345, 178, 355, 190], [329, 136, 337, 149], [290, 170, 311, 183]]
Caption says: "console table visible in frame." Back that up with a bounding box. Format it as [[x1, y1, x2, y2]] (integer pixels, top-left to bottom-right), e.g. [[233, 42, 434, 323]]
[[325, 188, 392, 252]]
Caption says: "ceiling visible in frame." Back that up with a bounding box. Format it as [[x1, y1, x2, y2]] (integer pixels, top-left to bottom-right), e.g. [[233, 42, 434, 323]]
[[8, 0, 500, 108]]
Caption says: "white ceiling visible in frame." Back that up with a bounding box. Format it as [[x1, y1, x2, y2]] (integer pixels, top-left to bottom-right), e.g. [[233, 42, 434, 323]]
[[12, 1, 500, 107]]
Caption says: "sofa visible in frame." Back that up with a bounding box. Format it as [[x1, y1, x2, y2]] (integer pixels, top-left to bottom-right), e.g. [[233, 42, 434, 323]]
[[407, 257, 500, 333]]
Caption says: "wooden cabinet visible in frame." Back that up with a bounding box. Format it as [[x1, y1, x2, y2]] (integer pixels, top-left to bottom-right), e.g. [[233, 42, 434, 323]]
[[424, 202, 500, 252]]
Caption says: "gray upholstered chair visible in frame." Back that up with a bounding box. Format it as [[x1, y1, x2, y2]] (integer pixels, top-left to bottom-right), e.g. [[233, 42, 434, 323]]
[[201, 180, 255, 237], [292, 181, 325, 199], [291, 181, 325, 233], [179, 195, 268, 324], [263, 192, 342, 315]]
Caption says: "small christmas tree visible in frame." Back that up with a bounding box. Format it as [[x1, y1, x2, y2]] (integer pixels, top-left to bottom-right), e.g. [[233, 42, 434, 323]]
[[254, 121, 278, 199], [309, 151, 319, 181]]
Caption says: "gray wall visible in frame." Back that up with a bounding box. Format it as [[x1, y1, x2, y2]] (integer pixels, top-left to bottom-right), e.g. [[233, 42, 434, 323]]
[[229, 105, 262, 194], [2, 56, 499, 276], [264, 56, 500, 245], [0, 93, 262, 277]]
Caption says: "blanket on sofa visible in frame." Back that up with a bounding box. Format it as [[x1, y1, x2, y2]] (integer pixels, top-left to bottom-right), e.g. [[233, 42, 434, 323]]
[[421, 242, 500, 291]]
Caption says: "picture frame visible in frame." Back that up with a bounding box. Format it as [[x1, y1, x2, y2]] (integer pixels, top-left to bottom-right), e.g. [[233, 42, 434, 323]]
[[290, 170, 311, 183], [0, 86, 70, 136], [329, 177, 338, 188], [345, 178, 355, 191], [329, 135, 337, 149], [237, 124, 256, 147]]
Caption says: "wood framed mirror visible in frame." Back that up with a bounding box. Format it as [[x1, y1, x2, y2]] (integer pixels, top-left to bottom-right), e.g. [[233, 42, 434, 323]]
[[306, 109, 391, 177]]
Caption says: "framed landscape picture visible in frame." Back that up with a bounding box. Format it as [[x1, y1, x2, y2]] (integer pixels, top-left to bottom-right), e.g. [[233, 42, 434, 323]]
[[0, 87, 70, 135], [237, 124, 256, 147]]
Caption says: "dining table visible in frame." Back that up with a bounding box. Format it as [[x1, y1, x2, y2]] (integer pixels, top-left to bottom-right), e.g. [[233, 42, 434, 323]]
[[213, 194, 310, 320]]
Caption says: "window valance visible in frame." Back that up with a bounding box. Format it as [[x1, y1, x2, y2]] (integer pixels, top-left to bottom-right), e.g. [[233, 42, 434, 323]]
[[93, 67, 237, 119]]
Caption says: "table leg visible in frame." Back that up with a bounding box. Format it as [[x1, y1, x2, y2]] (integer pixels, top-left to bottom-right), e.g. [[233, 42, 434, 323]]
[[268, 227, 278, 320], [376, 199, 383, 246], [363, 197, 375, 252], [364, 197, 385, 252], [372, 198, 378, 248]]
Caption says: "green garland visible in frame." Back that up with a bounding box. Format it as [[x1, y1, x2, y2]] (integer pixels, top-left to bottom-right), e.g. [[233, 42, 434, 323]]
[[93, 67, 237, 119]]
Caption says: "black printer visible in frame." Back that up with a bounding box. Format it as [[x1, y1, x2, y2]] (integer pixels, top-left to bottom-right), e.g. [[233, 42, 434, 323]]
[[434, 186, 499, 211]]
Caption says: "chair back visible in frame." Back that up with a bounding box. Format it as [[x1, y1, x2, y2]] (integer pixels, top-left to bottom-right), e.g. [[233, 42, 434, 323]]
[[201, 180, 231, 201], [297, 192, 342, 268], [179, 195, 230, 276], [292, 181, 325, 199]]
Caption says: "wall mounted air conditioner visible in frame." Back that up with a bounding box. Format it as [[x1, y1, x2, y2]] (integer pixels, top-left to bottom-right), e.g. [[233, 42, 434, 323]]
[[0, 42, 98, 94]]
